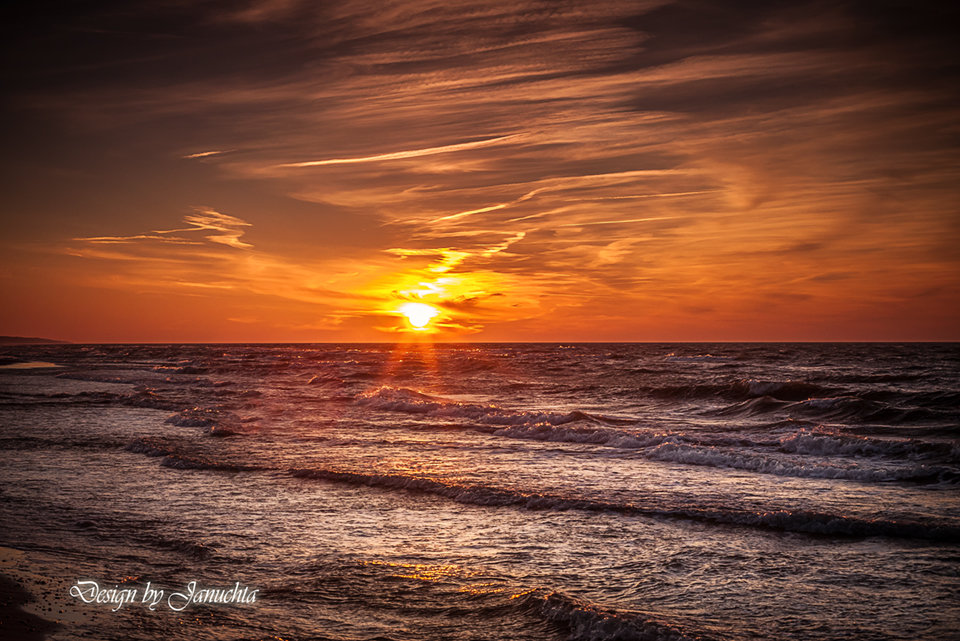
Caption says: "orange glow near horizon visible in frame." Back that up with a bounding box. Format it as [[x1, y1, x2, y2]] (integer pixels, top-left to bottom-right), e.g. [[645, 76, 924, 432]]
[[0, 2, 958, 342]]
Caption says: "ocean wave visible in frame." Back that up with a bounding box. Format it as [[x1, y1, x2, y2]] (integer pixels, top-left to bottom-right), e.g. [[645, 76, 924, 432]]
[[55, 371, 134, 384], [796, 396, 863, 411], [645, 379, 836, 403], [125, 437, 169, 458], [861, 389, 960, 407], [125, 387, 181, 410], [708, 393, 953, 425], [344, 371, 378, 380], [711, 396, 791, 416], [0, 388, 180, 411], [159, 454, 259, 472], [207, 425, 239, 437], [266, 561, 703, 640], [165, 408, 218, 427], [787, 397, 951, 424], [663, 353, 729, 363], [842, 423, 960, 440], [357, 388, 957, 480], [779, 428, 957, 461], [513, 588, 698, 641], [0, 435, 122, 452], [164, 407, 241, 435], [173, 365, 208, 374], [739, 379, 832, 401], [288, 467, 960, 541], [348, 411, 958, 483], [125, 438, 258, 472], [357, 386, 625, 428], [307, 373, 344, 385], [511, 423, 767, 450], [644, 442, 958, 484]]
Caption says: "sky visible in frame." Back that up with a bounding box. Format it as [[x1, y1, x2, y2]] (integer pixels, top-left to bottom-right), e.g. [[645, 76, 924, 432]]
[[1, 0, 958, 342]]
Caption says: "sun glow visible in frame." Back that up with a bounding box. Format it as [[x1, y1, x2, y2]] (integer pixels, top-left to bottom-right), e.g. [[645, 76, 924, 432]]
[[399, 302, 439, 329]]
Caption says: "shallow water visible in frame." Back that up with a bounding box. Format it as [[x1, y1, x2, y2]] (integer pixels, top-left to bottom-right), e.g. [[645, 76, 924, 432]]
[[0, 343, 958, 640]]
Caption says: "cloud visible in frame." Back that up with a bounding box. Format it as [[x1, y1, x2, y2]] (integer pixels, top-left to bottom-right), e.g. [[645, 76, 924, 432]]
[[182, 150, 227, 159], [75, 208, 253, 250], [74, 234, 201, 245], [556, 216, 677, 228], [171, 209, 253, 249], [276, 134, 524, 168]]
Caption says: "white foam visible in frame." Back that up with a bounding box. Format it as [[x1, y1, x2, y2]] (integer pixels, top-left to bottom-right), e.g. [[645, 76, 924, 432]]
[[779, 428, 937, 459]]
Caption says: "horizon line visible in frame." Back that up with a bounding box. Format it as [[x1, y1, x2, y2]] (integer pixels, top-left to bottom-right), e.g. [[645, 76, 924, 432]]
[[2, 339, 957, 345]]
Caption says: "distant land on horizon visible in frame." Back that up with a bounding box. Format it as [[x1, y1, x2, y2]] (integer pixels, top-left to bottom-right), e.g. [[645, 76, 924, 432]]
[[0, 336, 70, 345]]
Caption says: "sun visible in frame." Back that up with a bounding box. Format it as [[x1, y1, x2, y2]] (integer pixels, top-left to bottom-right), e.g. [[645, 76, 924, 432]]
[[399, 302, 439, 329]]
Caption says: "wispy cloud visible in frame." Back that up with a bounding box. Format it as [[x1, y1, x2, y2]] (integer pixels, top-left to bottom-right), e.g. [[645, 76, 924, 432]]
[[276, 134, 524, 168], [74, 234, 201, 245], [165, 209, 253, 249], [182, 150, 227, 159], [557, 216, 677, 228], [76, 208, 253, 250]]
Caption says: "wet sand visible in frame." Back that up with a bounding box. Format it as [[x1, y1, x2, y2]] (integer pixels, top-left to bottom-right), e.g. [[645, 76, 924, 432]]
[[0, 573, 59, 641]]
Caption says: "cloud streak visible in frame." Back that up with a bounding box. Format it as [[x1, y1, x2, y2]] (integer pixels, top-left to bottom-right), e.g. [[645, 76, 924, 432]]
[[182, 150, 227, 159], [76, 209, 253, 250], [277, 134, 524, 168]]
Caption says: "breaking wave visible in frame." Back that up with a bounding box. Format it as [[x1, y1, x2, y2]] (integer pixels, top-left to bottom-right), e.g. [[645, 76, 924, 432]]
[[357, 386, 628, 427], [125, 438, 259, 472], [513, 589, 698, 641], [356, 389, 959, 483], [644, 379, 836, 402], [165, 406, 241, 436], [779, 428, 958, 461], [644, 442, 958, 484], [289, 467, 960, 541]]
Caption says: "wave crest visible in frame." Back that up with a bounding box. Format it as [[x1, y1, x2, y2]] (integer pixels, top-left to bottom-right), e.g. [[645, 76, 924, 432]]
[[289, 467, 960, 541], [514, 589, 697, 641], [357, 386, 619, 427]]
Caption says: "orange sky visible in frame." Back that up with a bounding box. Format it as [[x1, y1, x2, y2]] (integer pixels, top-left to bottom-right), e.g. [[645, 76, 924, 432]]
[[1, 1, 958, 342]]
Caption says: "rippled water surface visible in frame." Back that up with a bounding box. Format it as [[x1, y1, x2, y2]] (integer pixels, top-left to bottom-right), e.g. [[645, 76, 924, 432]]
[[1, 343, 958, 640]]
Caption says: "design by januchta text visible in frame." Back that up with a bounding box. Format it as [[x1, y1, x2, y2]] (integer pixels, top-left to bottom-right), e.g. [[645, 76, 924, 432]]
[[69, 579, 259, 612]]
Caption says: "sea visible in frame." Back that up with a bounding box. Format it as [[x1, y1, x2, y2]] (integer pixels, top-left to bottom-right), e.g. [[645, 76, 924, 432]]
[[0, 342, 958, 640]]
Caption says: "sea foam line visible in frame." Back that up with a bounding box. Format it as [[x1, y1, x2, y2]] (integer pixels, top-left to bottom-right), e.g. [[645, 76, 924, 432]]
[[123, 438, 960, 541], [288, 467, 960, 542]]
